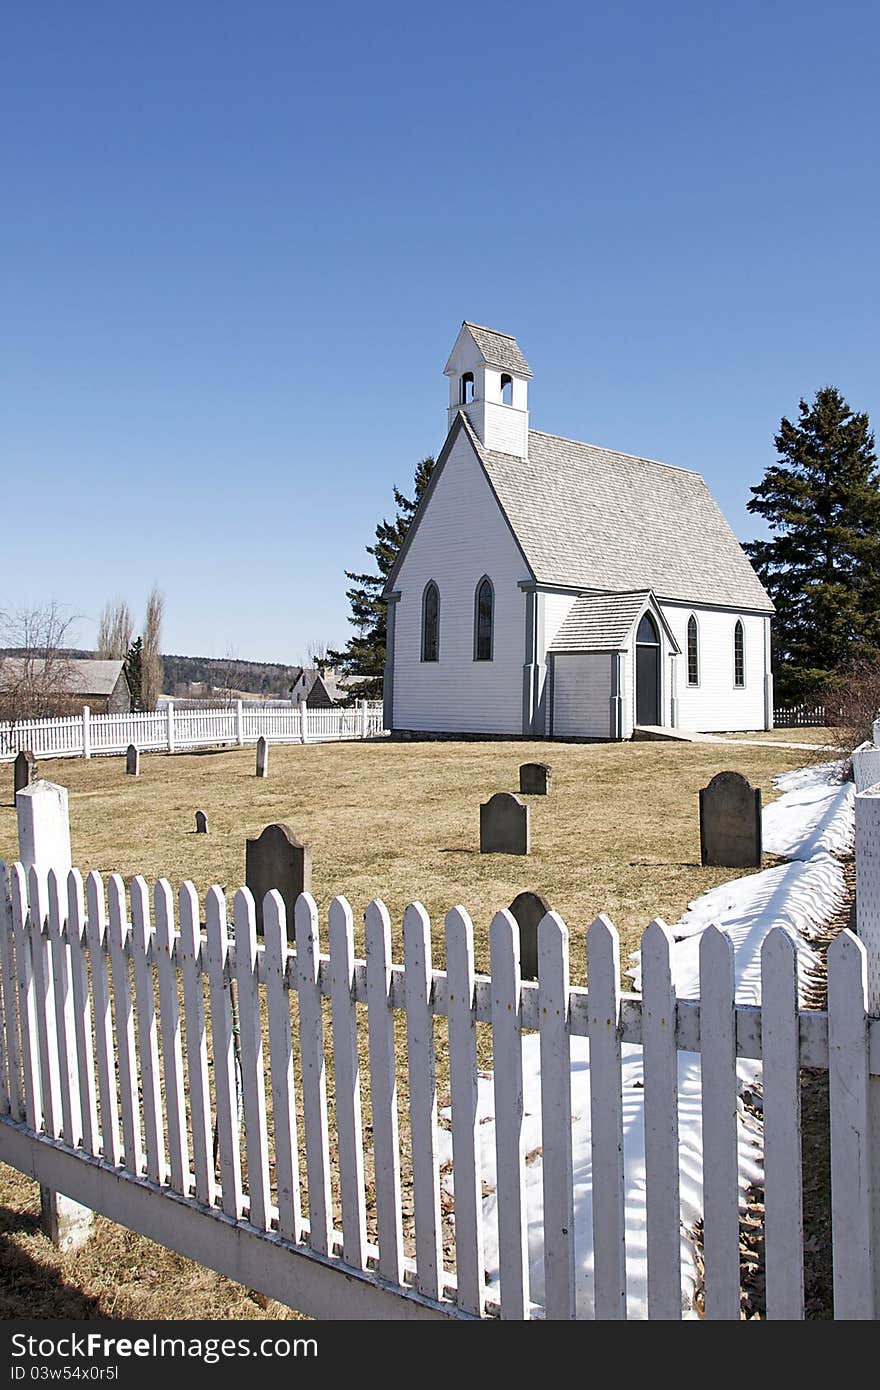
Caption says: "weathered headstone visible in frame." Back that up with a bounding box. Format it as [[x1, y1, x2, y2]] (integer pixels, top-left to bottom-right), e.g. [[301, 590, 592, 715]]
[[14, 749, 38, 797], [519, 762, 552, 796], [195, 810, 209, 834], [125, 744, 140, 777], [246, 822, 312, 934], [256, 736, 269, 778], [508, 891, 552, 981], [480, 792, 530, 855], [699, 771, 762, 868]]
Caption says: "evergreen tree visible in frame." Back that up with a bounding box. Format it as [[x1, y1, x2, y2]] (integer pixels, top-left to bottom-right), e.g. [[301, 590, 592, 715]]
[[328, 456, 435, 698], [124, 636, 143, 711], [745, 387, 880, 702]]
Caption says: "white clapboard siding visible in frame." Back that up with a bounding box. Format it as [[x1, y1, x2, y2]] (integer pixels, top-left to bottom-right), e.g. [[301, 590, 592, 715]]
[[365, 899, 404, 1286], [489, 909, 529, 1320], [130, 877, 166, 1187], [28, 868, 62, 1140], [586, 913, 626, 1319], [760, 926, 804, 1319], [205, 886, 243, 1220], [67, 870, 99, 1157], [403, 901, 442, 1301], [328, 895, 366, 1268], [641, 918, 681, 1320], [0, 864, 23, 1122], [445, 905, 484, 1316], [47, 869, 80, 1149], [828, 929, 874, 1319], [295, 892, 333, 1256], [153, 879, 190, 1196], [538, 910, 575, 1320], [699, 925, 740, 1320], [107, 876, 145, 1176], [234, 889, 271, 1232], [264, 891, 303, 1246], [178, 881, 215, 1208], [86, 872, 121, 1167]]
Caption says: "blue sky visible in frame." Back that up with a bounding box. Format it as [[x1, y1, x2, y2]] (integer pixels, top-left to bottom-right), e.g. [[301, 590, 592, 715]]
[[2, 1, 877, 664]]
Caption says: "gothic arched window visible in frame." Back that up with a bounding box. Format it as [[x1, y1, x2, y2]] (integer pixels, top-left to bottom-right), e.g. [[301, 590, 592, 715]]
[[474, 576, 494, 661], [734, 619, 745, 687], [422, 582, 440, 662], [687, 615, 699, 686]]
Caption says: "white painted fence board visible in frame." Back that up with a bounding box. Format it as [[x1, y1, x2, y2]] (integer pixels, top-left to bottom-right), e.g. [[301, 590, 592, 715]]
[[28, 868, 61, 1139], [403, 902, 442, 1300], [295, 893, 332, 1256], [328, 895, 366, 1268], [489, 909, 529, 1320], [538, 910, 575, 1320], [586, 913, 626, 1319], [47, 869, 80, 1148], [699, 925, 740, 1320], [107, 876, 144, 1175], [67, 870, 98, 1156], [205, 886, 242, 1220], [153, 880, 189, 1195], [0, 863, 24, 1122], [641, 918, 681, 1320], [179, 881, 215, 1208], [264, 890, 303, 1245], [12, 865, 41, 1131], [761, 927, 804, 1319], [828, 929, 874, 1318], [445, 906, 484, 1316], [85, 872, 120, 1167], [365, 898, 404, 1286], [130, 877, 166, 1186], [234, 889, 271, 1232]]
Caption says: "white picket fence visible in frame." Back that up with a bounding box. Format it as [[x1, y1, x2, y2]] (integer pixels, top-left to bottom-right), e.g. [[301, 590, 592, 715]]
[[1, 854, 879, 1319], [0, 701, 385, 762]]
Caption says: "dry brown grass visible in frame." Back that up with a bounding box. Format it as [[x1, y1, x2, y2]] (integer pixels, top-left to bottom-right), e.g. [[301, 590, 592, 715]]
[[0, 735, 810, 1319]]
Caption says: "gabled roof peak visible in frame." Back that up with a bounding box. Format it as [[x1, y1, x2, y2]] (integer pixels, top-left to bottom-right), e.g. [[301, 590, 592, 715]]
[[445, 321, 532, 379]]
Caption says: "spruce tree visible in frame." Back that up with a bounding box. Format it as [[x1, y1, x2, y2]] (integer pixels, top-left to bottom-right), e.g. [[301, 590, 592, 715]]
[[328, 456, 435, 698], [745, 387, 880, 702]]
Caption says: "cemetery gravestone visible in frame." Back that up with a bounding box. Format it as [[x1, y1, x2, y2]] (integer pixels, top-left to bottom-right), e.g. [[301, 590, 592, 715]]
[[14, 750, 37, 796], [480, 792, 530, 855], [519, 762, 552, 796], [246, 822, 312, 934], [508, 890, 552, 981], [125, 745, 140, 777], [256, 736, 269, 778], [699, 770, 762, 868], [195, 810, 209, 834]]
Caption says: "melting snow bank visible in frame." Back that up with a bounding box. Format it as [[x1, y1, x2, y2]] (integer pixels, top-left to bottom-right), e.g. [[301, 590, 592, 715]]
[[437, 761, 853, 1318]]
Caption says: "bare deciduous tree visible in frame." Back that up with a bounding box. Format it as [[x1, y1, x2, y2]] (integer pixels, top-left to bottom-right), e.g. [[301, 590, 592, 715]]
[[96, 599, 133, 660], [0, 603, 79, 741], [140, 586, 165, 711]]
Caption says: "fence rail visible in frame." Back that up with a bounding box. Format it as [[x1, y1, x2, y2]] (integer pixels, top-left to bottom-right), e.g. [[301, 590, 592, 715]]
[[773, 704, 840, 728], [0, 701, 385, 761], [0, 861, 877, 1320]]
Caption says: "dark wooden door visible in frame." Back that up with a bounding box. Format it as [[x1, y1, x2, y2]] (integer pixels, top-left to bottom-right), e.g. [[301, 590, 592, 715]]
[[635, 612, 661, 726]]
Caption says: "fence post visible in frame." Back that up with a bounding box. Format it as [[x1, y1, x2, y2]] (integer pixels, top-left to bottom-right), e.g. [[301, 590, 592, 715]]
[[16, 781, 95, 1250], [360, 699, 368, 739], [854, 787, 880, 1314], [82, 706, 91, 760], [166, 699, 175, 754], [299, 699, 309, 745], [236, 699, 245, 747]]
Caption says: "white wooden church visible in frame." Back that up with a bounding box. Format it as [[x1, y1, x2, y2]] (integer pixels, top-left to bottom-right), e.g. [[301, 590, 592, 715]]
[[382, 322, 774, 740]]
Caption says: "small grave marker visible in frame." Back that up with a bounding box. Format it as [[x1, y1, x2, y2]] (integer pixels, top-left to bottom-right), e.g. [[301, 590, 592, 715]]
[[508, 890, 552, 980], [14, 749, 37, 796], [480, 792, 530, 855], [195, 810, 209, 834], [246, 822, 312, 934], [520, 762, 552, 796], [699, 771, 762, 868], [256, 736, 269, 778], [125, 744, 140, 777]]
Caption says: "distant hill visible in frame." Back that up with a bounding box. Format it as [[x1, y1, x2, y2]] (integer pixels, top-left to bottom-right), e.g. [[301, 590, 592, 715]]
[[1, 649, 305, 699]]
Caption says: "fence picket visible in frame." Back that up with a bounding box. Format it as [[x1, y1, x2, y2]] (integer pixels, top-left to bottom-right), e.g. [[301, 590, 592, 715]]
[[538, 910, 575, 1320], [85, 872, 121, 1166], [130, 877, 166, 1187], [828, 929, 874, 1318], [328, 895, 366, 1268], [489, 909, 529, 1320], [586, 913, 626, 1319], [0, 864, 23, 1122], [445, 905, 484, 1316], [699, 925, 740, 1320], [641, 918, 681, 1320], [295, 892, 332, 1256], [403, 901, 442, 1301], [11, 864, 41, 1131], [67, 870, 98, 1156], [47, 869, 80, 1148], [154, 880, 189, 1195], [179, 881, 215, 1208], [366, 899, 404, 1286], [761, 927, 804, 1319], [107, 876, 144, 1175], [205, 886, 242, 1219], [264, 890, 303, 1245], [28, 868, 62, 1139], [234, 889, 271, 1232]]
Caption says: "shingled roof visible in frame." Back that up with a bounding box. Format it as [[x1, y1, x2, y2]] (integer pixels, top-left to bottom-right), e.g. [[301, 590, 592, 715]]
[[460, 323, 532, 378], [549, 591, 656, 652], [472, 421, 773, 613]]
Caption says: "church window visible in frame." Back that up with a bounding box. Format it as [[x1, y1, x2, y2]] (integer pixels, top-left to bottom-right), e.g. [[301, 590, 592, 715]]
[[500, 373, 513, 405], [687, 615, 699, 685], [422, 582, 440, 662], [734, 620, 745, 687], [474, 576, 494, 660], [461, 372, 475, 405]]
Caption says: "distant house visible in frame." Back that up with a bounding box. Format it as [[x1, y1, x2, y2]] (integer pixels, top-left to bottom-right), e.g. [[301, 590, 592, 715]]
[[0, 657, 131, 716], [288, 667, 369, 707]]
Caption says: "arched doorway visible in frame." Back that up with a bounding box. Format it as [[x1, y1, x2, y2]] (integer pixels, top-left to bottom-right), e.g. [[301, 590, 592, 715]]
[[635, 612, 661, 726]]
